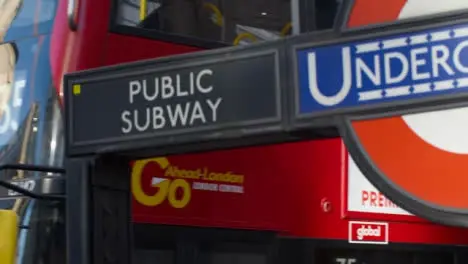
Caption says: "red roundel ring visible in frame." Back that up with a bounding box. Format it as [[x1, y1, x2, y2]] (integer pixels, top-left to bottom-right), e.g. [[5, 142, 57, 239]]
[[341, 0, 468, 226]]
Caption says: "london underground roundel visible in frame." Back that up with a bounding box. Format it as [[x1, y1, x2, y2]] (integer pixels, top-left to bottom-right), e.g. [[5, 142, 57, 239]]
[[295, 0, 468, 226], [346, 0, 468, 226]]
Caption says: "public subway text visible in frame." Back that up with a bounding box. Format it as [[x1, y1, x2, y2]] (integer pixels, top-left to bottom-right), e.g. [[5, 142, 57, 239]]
[[121, 69, 222, 134]]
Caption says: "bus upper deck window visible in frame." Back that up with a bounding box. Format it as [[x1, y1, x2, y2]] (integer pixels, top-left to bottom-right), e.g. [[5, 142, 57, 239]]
[[114, 0, 294, 45], [315, 0, 341, 30]]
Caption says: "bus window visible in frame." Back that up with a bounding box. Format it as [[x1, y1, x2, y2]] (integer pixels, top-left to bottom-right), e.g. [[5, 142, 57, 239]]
[[133, 249, 175, 264], [133, 224, 177, 264], [113, 0, 293, 45], [0, 174, 66, 264], [112, 0, 344, 47], [314, 247, 455, 264], [363, 249, 413, 264], [198, 242, 268, 264], [315, 0, 341, 30], [0, 0, 57, 43], [414, 251, 454, 264], [133, 224, 275, 264], [15, 198, 66, 264]]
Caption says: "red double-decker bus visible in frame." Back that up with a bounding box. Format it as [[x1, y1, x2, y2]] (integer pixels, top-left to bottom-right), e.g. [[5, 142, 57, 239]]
[[3, 0, 468, 264]]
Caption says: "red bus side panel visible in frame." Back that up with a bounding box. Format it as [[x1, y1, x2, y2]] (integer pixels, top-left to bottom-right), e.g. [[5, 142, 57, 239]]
[[131, 139, 468, 245]]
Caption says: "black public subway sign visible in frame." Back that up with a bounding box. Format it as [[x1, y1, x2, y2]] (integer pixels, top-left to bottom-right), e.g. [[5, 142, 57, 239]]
[[65, 49, 282, 156]]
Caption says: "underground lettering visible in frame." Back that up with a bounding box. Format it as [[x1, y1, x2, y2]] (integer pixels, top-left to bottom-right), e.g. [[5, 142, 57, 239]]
[[306, 30, 468, 106]]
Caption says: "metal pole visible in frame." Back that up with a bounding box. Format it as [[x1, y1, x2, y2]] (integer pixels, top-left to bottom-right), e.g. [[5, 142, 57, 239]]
[[91, 156, 132, 264], [66, 158, 91, 264]]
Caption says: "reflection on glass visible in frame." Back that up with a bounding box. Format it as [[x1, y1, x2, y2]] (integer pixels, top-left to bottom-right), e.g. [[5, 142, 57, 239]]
[[115, 0, 346, 44], [0, 0, 58, 42], [115, 0, 292, 45], [0, 0, 21, 38], [12, 197, 66, 264], [0, 6, 64, 259], [0, 43, 16, 122], [0, 0, 61, 263]]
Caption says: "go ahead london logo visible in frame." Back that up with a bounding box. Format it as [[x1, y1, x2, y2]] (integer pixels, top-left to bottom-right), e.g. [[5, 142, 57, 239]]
[[296, 23, 468, 113]]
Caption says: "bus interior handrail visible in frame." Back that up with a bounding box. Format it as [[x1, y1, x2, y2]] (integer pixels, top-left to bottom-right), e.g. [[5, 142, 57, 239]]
[[0, 163, 65, 174], [0, 163, 65, 201]]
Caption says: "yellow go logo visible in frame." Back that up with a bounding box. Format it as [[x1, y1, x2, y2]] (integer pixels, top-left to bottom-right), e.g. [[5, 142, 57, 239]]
[[132, 157, 191, 209]]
